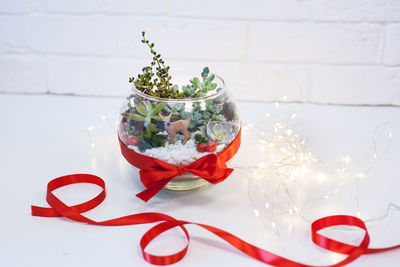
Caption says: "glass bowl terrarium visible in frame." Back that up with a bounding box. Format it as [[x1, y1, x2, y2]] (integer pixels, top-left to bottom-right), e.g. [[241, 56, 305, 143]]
[[118, 32, 240, 193]]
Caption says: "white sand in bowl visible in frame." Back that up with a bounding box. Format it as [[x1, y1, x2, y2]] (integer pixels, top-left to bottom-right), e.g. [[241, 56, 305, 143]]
[[128, 133, 226, 166]]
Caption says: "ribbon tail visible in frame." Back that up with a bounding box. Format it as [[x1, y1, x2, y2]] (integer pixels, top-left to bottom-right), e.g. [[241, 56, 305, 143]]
[[225, 168, 234, 179], [207, 167, 234, 184], [136, 178, 173, 202], [31, 205, 61, 217]]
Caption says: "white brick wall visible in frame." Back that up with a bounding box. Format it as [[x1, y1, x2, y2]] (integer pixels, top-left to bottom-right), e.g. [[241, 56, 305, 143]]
[[0, 0, 399, 105], [0, 55, 46, 93], [311, 65, 400, 105], [313, 0, 400, 22], [0, 15, 115, 55], [172, 0, 312, 20], [115, 17, 247, 60], [46, 56, 148, 96], [249, 22, 384, 64], [384, 24, 400, 66], [0, 0, 40, 14]]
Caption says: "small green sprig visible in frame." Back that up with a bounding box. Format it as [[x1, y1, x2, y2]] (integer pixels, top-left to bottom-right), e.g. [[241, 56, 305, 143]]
[[128, 32, 221, 99], [194, 133, 208, 144], [129, 32, 183, 98]]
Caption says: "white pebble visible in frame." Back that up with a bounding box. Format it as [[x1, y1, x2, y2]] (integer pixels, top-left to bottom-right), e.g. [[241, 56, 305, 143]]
[[128, 131, 229, 166]]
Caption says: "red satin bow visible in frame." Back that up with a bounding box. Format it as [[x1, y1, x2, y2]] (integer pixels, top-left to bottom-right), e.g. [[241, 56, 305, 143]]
[[119, 128, 242, 202], [137, 153, 233, 202], [31, 174, 400, 266]]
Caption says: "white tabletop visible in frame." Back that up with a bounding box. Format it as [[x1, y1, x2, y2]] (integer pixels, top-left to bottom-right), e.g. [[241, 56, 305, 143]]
[[1, 94, 399, 267]]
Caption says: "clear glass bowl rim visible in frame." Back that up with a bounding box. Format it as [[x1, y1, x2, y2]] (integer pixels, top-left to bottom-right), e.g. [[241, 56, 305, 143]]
[[130, 74, 227, 103]]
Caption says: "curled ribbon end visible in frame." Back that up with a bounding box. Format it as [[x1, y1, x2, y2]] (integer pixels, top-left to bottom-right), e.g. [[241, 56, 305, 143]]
[[31, 205, 60, 217], [31, 205, 36, 216]]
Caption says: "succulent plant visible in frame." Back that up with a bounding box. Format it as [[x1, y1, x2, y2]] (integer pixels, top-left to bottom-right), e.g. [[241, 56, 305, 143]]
[[129, 32, 183, 99], [161, 95, 227, 132], [136, 119, 168, 152], [181, 67, 221, 98], [137, 138, 153, 151], [206, 99, 223, 114], [138, 132, 168, 152], [122, 100, 169, 151], [210, 124, 225, 141], [128, 31, 225, 101], [126, 101, 165, 131], [206, 121, 235, 144], [189, 111, 204, 130], [163, 103, 187, 119], [194, 133, 208, 145]]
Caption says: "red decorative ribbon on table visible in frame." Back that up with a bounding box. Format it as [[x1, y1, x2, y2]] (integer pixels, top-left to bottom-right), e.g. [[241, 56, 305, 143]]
[[32, 174, 400, 266], [118, 128, 241, 202]]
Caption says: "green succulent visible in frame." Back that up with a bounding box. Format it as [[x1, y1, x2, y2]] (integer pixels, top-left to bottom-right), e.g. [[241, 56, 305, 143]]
[[163, 103, 185, 118], [130, 103, 168, 152], [206, 100, 223, 114], [194, 133, 208, 144], [162, 94, 227, 132], [128, 32, 223, 100], [129, 31, 183, 99], [127, 101, 165, 131], [211, 114, 226, 122], [137, 138, 153, 151], [210, 124, 225, 141], [206, 121, 235, 144], [182, 84, 196, 98], [181, 67, 221, 98], [189, 111, 204, 130], [138, 133, 168, 152]]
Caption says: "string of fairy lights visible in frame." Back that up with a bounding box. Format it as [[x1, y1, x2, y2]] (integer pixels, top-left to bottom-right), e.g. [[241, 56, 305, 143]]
[[80, 99, 399, 236], [79, 114, 117, 149], [235, 99, 398, 235]]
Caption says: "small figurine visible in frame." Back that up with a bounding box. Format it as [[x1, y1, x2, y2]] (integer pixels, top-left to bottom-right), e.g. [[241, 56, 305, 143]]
[[159, 113, 191, 145]]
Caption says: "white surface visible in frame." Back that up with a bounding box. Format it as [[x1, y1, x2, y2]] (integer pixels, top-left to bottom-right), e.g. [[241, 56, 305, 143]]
[[1, 1, 400, 105], [0, 94, 400, 266]]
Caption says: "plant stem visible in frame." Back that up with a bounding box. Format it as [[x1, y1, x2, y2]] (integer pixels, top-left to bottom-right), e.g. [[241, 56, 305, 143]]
[[142, 35, 170, 90]]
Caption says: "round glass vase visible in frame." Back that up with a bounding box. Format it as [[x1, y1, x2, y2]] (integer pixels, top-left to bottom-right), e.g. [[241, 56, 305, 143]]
[[118, 74, 240, 191]]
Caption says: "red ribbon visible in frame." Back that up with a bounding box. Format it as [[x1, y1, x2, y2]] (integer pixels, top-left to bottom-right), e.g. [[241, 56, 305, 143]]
[[32, 174, 400, 266], [118, 128, 241, 202], [137, 153, 233, 202]]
